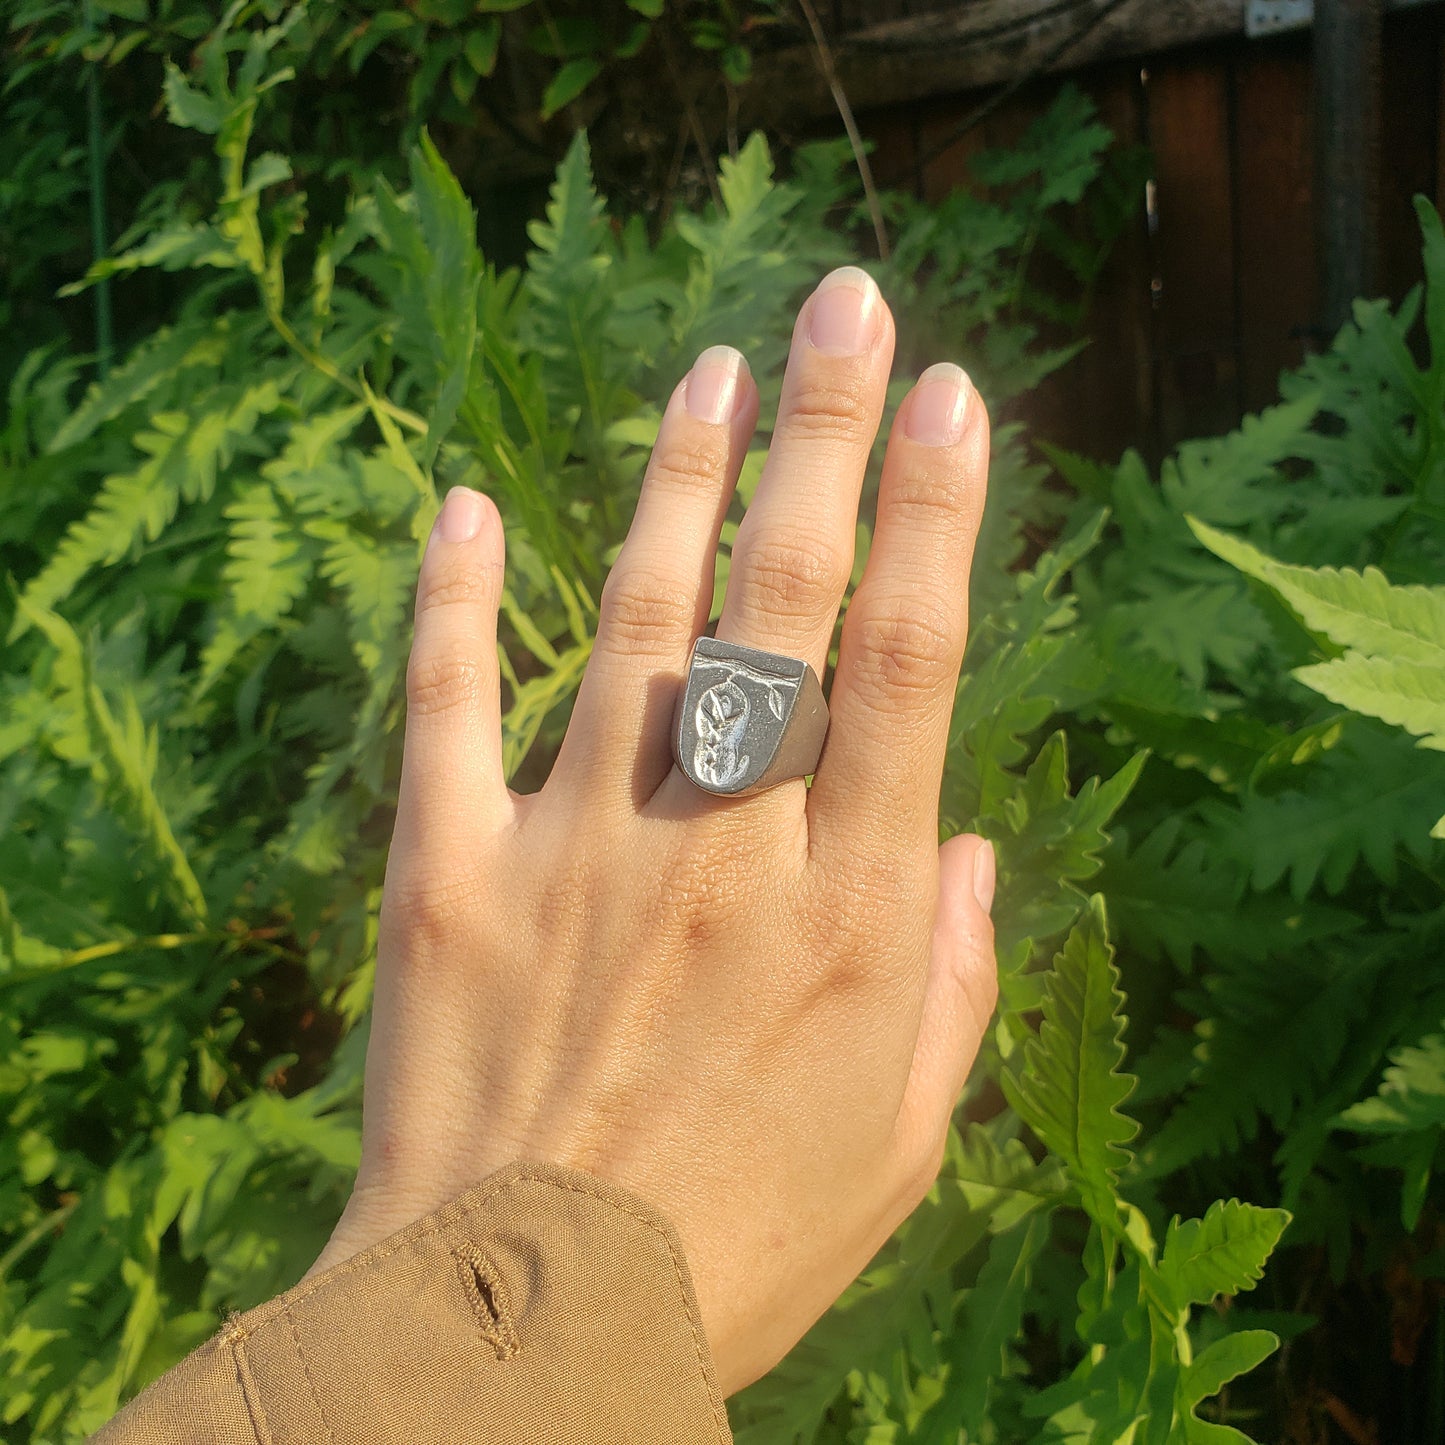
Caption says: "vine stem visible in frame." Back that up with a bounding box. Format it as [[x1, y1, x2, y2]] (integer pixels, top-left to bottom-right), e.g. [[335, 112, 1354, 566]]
[[0, 1202, 79, 1284], [796, 0, 890, 261], [82, 0, 114, 376], [266, 307, 427, 437], [0, 927, 306, 990]]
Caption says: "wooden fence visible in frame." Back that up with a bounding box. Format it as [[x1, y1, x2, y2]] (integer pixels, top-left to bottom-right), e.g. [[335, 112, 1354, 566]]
[[854, 4, 1445, 465]]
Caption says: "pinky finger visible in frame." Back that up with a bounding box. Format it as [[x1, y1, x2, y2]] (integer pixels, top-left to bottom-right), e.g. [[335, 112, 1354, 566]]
[[892, 834, 997, 1179]]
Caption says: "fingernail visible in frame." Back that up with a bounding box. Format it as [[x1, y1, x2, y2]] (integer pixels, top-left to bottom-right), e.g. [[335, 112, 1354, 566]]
[[972, 841, 996, 914], [685, 345, 749, 425], [808, 266, 880, 355], [436, 486, 485, 543], [906, 363, 972, 446]]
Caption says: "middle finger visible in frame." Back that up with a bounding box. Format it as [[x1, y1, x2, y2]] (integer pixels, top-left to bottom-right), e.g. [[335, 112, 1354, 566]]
[[714, 266, 895, 681]]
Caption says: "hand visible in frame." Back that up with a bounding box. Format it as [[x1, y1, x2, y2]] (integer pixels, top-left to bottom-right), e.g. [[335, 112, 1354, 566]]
[[307, 266, 997, 1398]]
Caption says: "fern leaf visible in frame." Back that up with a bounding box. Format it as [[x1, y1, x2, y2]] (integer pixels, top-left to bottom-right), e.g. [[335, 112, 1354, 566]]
[[196, 480, 317, 694], [986, 735, 1146, 956], [921, 1214, 1049, 1443], [311, 525, 414, 680], [17, 600, 208, 924], [46, 321, 214, 454], [1335, 1033, 1445, 1227], [502, 641, 591, 780], [524, 131, 610, 367], [374, 134, 482, 466], [672, 133, 827, 370], [1002, 897, 1140, 1226], [1180, 1331, 1280, 1435], [1101, 820, 1359, 974], [1294, 653, 1445, 751], [1209, 725, 1445, 897], [1159, 1200, 1289, 1309], [1141, 946, 1382, 1176], [1338, 1033, 1445, 1133], [16, 383, 284, 628], [1190, 518, 1445, 663]]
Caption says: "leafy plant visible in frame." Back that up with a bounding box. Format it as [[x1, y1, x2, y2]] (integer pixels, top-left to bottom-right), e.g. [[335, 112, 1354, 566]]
[[0, 12, 1195, 1441], [14, 3, 1445, 1439]]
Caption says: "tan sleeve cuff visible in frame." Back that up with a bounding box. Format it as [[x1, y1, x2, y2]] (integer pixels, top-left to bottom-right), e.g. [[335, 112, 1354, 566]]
[[91, 1161, 732, 1445]]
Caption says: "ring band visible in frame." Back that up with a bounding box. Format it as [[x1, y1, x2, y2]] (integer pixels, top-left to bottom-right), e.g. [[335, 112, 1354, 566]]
[[673, 637, 829, 797]]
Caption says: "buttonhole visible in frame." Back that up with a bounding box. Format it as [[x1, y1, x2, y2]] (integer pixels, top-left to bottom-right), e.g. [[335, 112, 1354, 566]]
[[454, 1244, 520, 1360]]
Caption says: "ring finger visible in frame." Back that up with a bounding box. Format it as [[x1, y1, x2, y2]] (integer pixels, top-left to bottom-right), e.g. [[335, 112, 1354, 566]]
[[552, 346, 758, 803]]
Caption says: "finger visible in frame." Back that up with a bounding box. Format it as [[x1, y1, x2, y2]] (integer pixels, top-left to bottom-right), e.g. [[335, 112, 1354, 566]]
[[392, 487, 512, 852], [808, 363, 988, 853], [890, 834, 997, 1180], [714, 267, 894, 682], [553, 347, 757, 799]]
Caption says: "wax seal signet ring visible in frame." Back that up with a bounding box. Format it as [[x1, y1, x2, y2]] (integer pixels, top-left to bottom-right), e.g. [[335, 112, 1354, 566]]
[[673, 636, 829, 797]]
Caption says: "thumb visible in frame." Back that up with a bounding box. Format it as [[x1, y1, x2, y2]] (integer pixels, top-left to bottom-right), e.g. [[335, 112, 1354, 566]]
[[893, 833, 998, 1169]]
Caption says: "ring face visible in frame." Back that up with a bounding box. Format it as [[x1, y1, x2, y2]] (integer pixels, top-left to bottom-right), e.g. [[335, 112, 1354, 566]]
[[674, 637, 829, 797]]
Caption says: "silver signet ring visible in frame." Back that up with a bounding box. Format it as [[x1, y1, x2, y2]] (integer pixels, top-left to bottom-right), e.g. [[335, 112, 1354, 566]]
[[673, 637, 829, 797]]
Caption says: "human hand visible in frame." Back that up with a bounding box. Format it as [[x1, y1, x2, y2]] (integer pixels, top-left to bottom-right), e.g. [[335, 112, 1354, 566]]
[[307, 266, 997, 1398]]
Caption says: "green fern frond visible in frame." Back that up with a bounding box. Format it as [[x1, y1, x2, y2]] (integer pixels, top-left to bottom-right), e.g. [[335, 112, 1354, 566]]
[[16, 600, 207, 924], [1159, 1200, 1290, 1310], [16, 382, 284, 629], [1207, 725, 1445, 897], [1191, 518, 1445, 661], [1002, 897, 1140, 1227], [1294, 653, 1445, 752], [1142, 948, 1380, 1176], [1339, 1032, 1445, 1134], [197, 479, 318, 694]]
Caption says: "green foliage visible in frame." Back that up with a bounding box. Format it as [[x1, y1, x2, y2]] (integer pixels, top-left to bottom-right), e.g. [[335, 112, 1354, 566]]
[[9, 0, 785, 142], [1049, 196, 1445, 1433], [1, 14, 1202, 1440], [8, 5, 1445, 1439], [1002, 898, 1139, 1226], [1191, 518, 1445, 835]]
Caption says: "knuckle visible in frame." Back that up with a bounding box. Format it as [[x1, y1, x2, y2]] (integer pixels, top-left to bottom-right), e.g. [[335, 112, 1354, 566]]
[[598, 568, 698, 654], [382, 867, 481, 955], [740, 534, 850, 616], [780, 376, 877, 445], [406, 650, 487, 719], [849, 602, 959, 704], [417, 560, 501, 618], [793, 875, 894, 997], [885, 463, 977, 524], [646, 437, 728, 500]]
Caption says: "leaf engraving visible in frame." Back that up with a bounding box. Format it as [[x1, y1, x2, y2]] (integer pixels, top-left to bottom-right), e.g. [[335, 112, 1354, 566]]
[[694, 680, 750, 787]]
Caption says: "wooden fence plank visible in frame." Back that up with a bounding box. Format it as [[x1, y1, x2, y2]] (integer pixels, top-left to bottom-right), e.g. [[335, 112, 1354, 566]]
[[1379, 8, 1442, 301], [1016, 65, 1158, 465], [1144, 55, 1242, 449], [1233, 44, 1315, 410], [744, 1, 1445, 130], [861, 5, 1445, 464]]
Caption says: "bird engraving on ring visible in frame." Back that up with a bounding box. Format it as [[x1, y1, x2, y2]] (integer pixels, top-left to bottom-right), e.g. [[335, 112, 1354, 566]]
[[692, 658, 799, 789]]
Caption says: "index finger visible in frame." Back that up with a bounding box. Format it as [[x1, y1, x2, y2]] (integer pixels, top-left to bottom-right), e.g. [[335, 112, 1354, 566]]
[[805, 363, 989, 857]]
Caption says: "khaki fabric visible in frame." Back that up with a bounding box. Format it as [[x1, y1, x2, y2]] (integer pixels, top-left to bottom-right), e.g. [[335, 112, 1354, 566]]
[[91, 1161, 732, 1444]]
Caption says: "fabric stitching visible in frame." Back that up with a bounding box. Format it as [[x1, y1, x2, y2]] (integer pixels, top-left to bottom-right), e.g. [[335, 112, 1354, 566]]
[[453, 1243, 522, 1360], [285, 1301, 336, 1445], [230, 1168, 729, 1445], [232, 1338, 275, 1445]]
